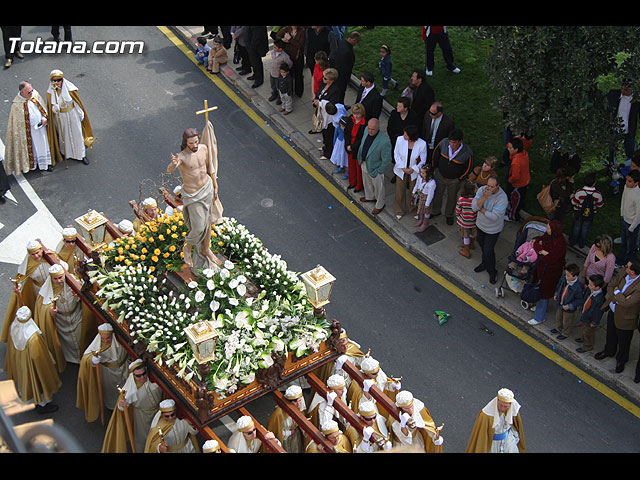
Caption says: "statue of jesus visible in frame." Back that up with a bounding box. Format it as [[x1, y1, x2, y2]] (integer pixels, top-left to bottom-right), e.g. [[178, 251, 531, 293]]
[[167, 128, 222, 272]]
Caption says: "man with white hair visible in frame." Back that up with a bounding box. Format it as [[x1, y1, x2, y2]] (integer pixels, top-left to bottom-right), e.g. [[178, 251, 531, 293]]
[[46, 69, 95, 166], [346, 356, 401, 420], [2, 306, 62, 414], [144, 399, 200, 453], [34, 262, 84, 368], [308, 373, 348, 430], [305, 419, 352, 453], [76, 322, 130, 423], [466, 387, 526, 453], [267, 384, 306, 452], [133, 197, 159, 232], [2, 239, 57, 344], [390, 390, 444, 452], [227, 415, 278, 453], [345, 400, 392, 453], [101, 359, 163, 453]]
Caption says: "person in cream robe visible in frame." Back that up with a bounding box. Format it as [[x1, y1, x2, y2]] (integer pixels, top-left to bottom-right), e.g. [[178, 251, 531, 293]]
[[465, 387, 526, 453], [144, 399, 199, 453], [76, 323, 129, 422], [101, 359, 163, 453], [1, 240, 56, 344], [46, 69, 95, 165], [3, 306, 62, 414]]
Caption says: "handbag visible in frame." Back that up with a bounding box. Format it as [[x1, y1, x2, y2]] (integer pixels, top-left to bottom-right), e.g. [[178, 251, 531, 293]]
[[520, 282, 541, 304], [520, 264, 547, 304], [536, 184, 556, 215], [312, 106, 323, 132]]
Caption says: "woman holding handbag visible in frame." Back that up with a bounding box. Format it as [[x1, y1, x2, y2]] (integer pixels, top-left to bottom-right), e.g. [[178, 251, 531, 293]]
[[527, 220, 568, 325]]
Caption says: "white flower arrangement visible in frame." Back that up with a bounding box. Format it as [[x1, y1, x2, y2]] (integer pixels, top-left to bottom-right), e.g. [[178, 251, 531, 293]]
[[91, 217, 331, 397]]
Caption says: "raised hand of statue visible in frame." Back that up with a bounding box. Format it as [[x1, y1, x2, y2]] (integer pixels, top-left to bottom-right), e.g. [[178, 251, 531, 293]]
[[168, 153, 182, 174]]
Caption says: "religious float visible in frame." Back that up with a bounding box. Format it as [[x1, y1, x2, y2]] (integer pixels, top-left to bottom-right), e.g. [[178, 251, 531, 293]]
[[37, 191, 411, 453], [27, 108, 422, 453]]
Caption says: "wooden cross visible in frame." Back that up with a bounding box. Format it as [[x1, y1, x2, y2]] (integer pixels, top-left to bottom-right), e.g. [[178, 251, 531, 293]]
[[196, 99, 218, 124]]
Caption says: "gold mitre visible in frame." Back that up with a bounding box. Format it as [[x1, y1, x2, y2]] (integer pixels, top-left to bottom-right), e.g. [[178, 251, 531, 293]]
[[321, 420, 340, 435], [48, 264, 65, 278], [395, 391, 414, 408], [159, 399, 176, 412], [359, 401, 377, 417], [497, 388, 515, 403], [142, 197, 158, 209], [203, 440, 220, 453], [50, 69, 64, 80], [62, 227, 77, 240], [237, 415, 255, 432], [284, 385, 303, 400], [326, 374, 345, 391], [27, 240, 42, 253]]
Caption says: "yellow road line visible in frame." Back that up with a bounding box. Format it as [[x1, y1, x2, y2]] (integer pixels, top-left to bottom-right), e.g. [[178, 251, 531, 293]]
[[158, 26, 640, 419]]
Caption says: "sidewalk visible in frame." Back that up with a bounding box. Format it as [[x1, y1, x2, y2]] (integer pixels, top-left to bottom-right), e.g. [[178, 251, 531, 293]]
[[174, 26, 640, 405]]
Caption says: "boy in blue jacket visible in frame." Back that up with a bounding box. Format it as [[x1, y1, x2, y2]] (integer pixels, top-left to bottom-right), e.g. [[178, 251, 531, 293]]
[[551, 263, 583, 340], [576, 274, 606, 353]]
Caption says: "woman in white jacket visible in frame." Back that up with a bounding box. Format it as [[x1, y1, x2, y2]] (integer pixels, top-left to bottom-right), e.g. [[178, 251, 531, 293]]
[[393, 125, 428, 220]]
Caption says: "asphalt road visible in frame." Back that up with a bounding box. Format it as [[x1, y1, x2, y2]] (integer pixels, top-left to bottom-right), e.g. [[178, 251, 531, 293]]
[[1, 26, 639, 453]]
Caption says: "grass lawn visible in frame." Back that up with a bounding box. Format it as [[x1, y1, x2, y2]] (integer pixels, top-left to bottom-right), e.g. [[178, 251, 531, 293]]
[[348, 25, 625, 250]]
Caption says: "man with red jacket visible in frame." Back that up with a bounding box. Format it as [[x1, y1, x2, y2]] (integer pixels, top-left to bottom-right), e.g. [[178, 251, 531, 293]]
[[505, 137, 530, 222]]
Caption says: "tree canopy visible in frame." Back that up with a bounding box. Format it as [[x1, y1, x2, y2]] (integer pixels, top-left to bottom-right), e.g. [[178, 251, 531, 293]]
[[472, 26, 640, 158]]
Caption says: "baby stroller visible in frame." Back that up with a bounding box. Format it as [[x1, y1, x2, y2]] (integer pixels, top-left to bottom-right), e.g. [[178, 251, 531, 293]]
[[495, 216, 549, 309]]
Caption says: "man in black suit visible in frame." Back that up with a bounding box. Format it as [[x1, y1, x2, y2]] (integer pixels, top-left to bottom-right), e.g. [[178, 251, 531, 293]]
[[355, 71, 383, 121], [408, 69, 435, 135], [245, 26, 269, 88], [422, 101, 455, 165], [606, 82, 640, 163]]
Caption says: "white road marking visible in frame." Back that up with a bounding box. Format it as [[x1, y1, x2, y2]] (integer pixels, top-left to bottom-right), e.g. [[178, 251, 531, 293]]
[[0, 173, 63, 265]]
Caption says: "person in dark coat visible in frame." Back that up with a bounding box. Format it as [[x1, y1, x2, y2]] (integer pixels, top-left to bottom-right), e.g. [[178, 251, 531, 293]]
[[408, 69, 435, 135], [606, 83, 640, 163], [245, 26, 269, 88], [305, 26, 331, 76], [387, 97, 418, 152], [332, 31, 360, 104], [0, 153, 10, 204], [528, 220, 568, 326], [354, 71, 383, 121]]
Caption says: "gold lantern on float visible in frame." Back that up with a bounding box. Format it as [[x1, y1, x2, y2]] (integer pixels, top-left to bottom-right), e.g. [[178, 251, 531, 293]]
[[300, 265, 336, 311], [184, 320, 219, 364], [75, 209, 109, 251]]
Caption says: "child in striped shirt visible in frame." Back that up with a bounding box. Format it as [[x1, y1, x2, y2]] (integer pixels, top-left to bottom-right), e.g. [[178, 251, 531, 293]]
[[456, 181, 478, 258]]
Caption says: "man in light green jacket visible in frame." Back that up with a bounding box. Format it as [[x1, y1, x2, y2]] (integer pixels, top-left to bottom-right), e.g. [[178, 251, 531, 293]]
[[358, 118, 392, 215]]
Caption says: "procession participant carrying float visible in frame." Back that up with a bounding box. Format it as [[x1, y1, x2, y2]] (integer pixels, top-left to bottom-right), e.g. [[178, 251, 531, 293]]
[[27, 105, 434, 453]]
